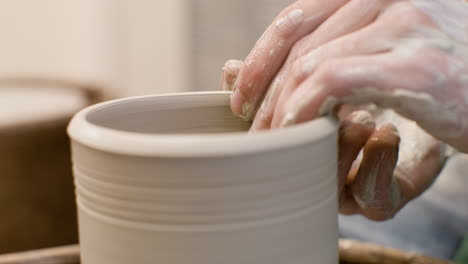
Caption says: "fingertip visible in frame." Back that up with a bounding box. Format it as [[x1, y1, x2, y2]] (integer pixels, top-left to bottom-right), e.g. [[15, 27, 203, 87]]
[[241, 101, 256, 121], [223, 60, 249, 118], [279, 112, 298, 128], [221, 59, 243, 91], [338, 110, 375, 194], [351, 123, 401, 219], [230, 89, 244, 116], [230, 89, 257, 121], [274, 97, 312, 129], [250, 111, 271, 132], [358, 175, 402, 221], [223, 59, 244, 72], [348, 110, 375, 130], [377, 123, 399, 140]]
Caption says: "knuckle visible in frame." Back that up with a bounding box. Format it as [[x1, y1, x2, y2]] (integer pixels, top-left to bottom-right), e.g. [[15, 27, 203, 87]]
[[288, 43, 304, 61], [408, 9, 433, 25], [396, 9, 434, 32], [290, 62, 307, 84], [315, 59, 341, 85]]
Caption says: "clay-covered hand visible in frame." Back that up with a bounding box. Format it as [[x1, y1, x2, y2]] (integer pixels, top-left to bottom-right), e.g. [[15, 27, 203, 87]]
[[220, 0, 468, 220], [335, 106, 445, 220], [225, 69, 446, 220], [223, 0, 468, 151]]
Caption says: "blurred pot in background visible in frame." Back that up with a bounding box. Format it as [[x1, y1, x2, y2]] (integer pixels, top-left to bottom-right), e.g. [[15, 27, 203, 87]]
[[0, 79, 102, 253]]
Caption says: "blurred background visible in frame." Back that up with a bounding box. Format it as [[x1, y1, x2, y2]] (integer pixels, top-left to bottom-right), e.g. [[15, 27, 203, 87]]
[[0, 0, 293, 254], [0, 0, 294, 97]]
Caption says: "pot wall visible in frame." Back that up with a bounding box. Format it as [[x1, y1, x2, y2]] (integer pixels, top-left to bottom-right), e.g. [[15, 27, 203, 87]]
[[68, 92, 338, 264]]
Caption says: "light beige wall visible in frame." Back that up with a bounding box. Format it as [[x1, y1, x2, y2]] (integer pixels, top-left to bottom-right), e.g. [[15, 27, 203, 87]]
[[0, 0, 118, 93], [115, 0, 190, 96], [189, 0, 294, 91], [0, 0, 292, 97], [0, 0, 190, 97]]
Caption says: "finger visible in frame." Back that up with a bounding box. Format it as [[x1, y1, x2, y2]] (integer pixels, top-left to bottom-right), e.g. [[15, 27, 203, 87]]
[[336, 104, 364, 122], [390, 113, 446, 201], [337, 110, 375, 199], [270, 51, 409, 128], [250, 0, 392, 129], [250, 73, 286, 131], [230, 0, 350, 120], [272, 4, 467, 145], [351, 124, 401, 221], [220, 60, 244, 91], [342, 109, 445, 217], [339, 187, 361, 215], [299, 23, 394, 80], [262, 24, 398, 130], [273, 48, 467, 153], [295, 0, 397, 78]]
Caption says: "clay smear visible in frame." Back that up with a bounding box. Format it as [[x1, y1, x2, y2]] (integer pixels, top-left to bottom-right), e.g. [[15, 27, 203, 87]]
[[411, 0, 468, 43]]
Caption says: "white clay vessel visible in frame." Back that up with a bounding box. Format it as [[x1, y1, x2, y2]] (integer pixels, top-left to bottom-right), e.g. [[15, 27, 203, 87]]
[[68, 91, 339, 264]]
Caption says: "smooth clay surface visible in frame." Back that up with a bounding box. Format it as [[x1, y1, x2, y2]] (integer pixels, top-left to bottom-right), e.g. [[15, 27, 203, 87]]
[[68, 91, 339, 264], [85, 92, 251, 134]]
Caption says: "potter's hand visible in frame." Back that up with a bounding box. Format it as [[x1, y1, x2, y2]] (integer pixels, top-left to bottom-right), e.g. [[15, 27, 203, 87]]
[[222, 0, 468, 151], [335, 106, 445, 220], [220, 0, 468, 220], [226, 76, 445, 220]]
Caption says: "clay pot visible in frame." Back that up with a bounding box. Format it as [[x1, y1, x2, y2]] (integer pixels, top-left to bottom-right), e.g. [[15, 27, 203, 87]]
[[68, 91, 339, 264]]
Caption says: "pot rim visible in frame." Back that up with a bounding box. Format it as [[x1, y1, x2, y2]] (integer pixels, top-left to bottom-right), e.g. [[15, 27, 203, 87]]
[[68, 91, 337, 157]]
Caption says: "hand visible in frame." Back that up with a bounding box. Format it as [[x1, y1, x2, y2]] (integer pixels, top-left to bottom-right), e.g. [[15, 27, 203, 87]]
[[336, 105, 445, 220], [220, 0, 468, 219], [223, 63, 446, 220]]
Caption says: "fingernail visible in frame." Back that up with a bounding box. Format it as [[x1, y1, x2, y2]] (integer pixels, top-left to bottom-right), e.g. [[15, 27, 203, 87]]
[[221, 60, 243, 91], [280, 112, 297, 127], [220, 71, 233, 91], [231, 87, 255, 121], [349, 110, 375, 130], [241, 101, 255, 121], [384, 123, 399, 137]]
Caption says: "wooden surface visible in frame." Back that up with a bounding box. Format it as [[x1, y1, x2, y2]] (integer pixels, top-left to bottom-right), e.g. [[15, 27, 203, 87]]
[[0, 239, 454, 264], [338, 239, 454, 264]]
